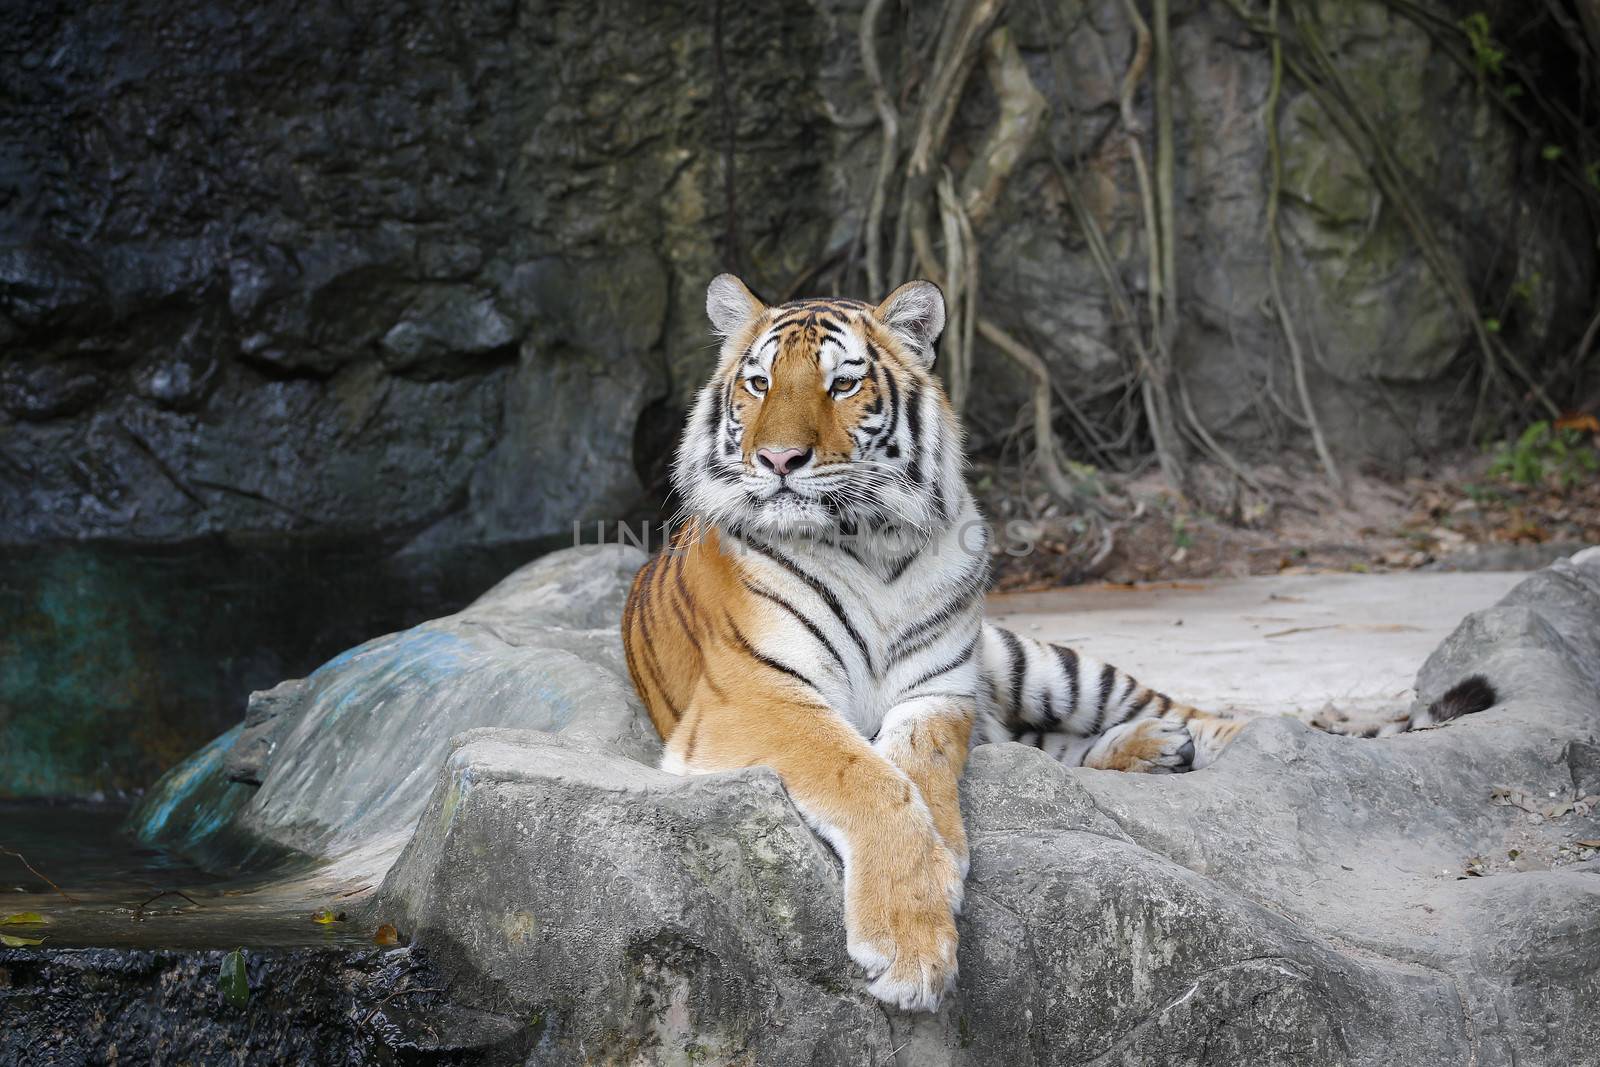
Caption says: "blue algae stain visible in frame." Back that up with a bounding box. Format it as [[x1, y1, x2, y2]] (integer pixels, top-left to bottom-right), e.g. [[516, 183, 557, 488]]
[[308, 629, 478, 729], [126, 725, 253, 851]]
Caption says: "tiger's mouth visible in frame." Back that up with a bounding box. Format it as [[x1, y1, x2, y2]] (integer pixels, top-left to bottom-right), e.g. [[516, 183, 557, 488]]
[[743, 481, 833, 530]]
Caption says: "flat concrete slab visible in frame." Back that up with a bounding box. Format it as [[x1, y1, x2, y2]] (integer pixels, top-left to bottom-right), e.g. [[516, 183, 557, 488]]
[[986, 571, 1528, 717]]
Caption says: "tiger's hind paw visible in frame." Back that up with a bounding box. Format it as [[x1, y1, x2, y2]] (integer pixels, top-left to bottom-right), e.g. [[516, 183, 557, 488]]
[[1084, 718, 1196, 774]]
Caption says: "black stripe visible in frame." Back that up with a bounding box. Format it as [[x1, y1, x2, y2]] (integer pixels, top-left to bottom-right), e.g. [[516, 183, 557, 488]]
[[632, 556, 681, 722], [724, 611, 827, 697], [904, 634, 980, 694], [743, 537, 875, 672], [742, 579, 848, 675], [1092, 664, 1118, 732], [669, 597, 700, 655], [881, 364, 901, 445], [905, 382, 924, 484], [707, 381, 725, 435], [887, 619, 962, 668], [1051, 645, 1081, 718], [886, 546, 921, 583], [888, 580, 979, 662], [998, 627, 1027, 717], [834, 538, 866, 567]]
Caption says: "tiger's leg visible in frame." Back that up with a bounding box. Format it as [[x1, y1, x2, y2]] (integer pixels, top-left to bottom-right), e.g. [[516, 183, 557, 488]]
[[871, 695, 975, 876], [666, 685, 963, 1012]]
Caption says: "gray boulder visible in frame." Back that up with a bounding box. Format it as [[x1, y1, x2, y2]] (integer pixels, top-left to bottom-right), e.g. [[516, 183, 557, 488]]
[[372, 549, 1600, 1065], [134, 545, 1600, 1064], [133, 544, 656, 869]]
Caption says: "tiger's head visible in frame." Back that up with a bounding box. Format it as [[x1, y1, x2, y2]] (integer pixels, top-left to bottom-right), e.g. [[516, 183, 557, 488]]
[[673, 274, 966, 541]]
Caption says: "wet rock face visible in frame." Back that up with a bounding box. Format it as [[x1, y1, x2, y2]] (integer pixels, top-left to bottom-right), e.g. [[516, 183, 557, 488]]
[[0, 0, 827, 546], [0, 946, 515, 1066]]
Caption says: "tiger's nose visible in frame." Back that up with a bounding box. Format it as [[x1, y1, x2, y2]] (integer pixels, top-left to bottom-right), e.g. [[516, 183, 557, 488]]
[[756, 447, 812, 476]]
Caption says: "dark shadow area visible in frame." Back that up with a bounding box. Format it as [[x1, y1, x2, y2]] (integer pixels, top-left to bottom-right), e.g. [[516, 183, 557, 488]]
[[0, 534, 567, 798]]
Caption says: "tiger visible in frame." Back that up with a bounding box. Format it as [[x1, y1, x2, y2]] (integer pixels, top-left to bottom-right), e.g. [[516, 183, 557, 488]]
[[620, 274, 1496, 1013]]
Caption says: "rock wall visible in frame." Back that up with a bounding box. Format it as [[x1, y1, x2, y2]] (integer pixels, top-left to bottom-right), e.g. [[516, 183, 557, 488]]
[[3, 0, 1592, 550]]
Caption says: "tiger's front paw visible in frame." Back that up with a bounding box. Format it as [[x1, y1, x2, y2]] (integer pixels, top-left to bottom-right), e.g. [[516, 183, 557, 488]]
[[845, 840, 962, 1012], [1084, 718, 1195, 774], [932, 810, 969, 884]]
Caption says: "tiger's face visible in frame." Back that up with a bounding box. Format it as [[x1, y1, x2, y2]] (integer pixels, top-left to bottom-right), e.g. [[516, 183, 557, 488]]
[[674, 274, 962, 540]]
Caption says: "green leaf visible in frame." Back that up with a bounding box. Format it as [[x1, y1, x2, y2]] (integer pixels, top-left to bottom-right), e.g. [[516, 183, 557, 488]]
[[1459, 13, 1505, 77], [0, 912, 48, 925], [0, 933, 44, 947], [311, 910, 346, 925], [1541, 144, 1564, 162], [219, 949, 249, 1009], [1483, 317, 1501, 333]]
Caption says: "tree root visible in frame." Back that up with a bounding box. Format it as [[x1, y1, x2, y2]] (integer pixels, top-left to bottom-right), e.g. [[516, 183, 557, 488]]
[[1263, 0, 1343, 493]]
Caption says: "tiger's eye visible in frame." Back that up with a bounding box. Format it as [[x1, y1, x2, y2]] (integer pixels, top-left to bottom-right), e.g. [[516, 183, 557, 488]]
[[830, 377, 862, 398], [746, 376, 769, 396]]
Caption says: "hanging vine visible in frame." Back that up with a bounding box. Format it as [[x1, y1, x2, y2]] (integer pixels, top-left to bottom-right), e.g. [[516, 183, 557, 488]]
[[836, 0, 1597, 516]]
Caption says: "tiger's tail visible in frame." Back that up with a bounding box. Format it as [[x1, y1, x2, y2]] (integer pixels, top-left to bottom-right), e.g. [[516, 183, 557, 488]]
[[978, 623, 1500, 772], [975, 622, 1242, 772], [1307, 674, 1499, 738]]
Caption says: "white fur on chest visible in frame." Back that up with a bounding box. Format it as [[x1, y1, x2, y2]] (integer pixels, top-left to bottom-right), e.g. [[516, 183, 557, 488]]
[[734, 510, 986, 738]]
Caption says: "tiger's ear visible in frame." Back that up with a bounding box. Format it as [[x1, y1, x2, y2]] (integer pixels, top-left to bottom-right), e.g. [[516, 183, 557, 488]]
[[706, 274, 768, 338], [875, 280, 946, 368]]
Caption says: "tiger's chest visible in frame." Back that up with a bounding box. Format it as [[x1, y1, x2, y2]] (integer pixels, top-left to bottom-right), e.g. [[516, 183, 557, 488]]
[[732, 524, 986, 738]]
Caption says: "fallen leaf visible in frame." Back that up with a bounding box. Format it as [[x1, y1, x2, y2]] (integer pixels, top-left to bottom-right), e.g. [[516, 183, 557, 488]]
[[1489, 787, 1600, 819], [373, 923, 401, 946], [1576, 840, 1600, 849], [311, 910, 347, 925], [219, 948, 249, 1008], [1554, 412, 1600, 434], [1, 912, 48, 925], [0, 933, 44, 947]]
